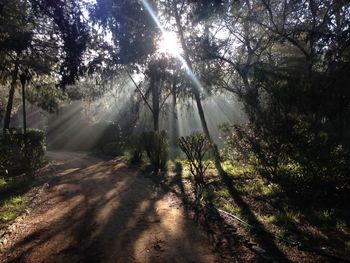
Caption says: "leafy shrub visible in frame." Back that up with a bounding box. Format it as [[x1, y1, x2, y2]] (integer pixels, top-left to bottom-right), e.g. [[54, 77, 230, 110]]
[[93, 123, 124, 150], [127, 134, 143, 164], [25, 129, 46, 170], [220, 123, 256, 164], [0, 129, 46, 176], [143, 130, 168, 172], [178, 132, 210, 186], [221, 122, 350, 202], [102, 142, 123, 156]]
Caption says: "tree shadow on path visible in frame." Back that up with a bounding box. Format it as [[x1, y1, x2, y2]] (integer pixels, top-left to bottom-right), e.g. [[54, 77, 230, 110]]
[[221, 172, 291, 262], [1, 152, 219, 263], [165, 162, 259, 262]]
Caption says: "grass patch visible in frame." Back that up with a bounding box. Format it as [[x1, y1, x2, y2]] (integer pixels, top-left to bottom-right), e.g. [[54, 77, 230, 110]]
[[222, 161, 253, 177], [222, 203, 242, 215], [0, 178, 7, 187], [0, 195, 29, 223], [168, 159, 192, 178], [316, 209, 335, 223], [222, 161, 281, 198], [0, 166, 53, 226], [242, 179, 281, 198], [216, 189, 230, 199]]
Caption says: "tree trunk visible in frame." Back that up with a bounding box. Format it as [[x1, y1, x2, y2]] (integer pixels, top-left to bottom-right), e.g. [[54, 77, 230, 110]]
[[150, 71, 161, 172], [151, 73, 160, 132], [3, 63, 19, 133], [173, 3, 226, 178], [21, 75, 27, 136], [20, 74, 29, 171], [20, 74, 27, 152], [171, 80, 178, 148]]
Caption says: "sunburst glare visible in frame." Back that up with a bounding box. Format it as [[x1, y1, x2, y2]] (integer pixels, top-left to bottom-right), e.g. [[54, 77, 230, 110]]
[[158, 31, 182, 57]]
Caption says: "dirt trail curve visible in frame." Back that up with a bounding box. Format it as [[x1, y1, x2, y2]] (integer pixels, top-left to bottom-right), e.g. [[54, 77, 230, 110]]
[[0, 151, 226, 263]]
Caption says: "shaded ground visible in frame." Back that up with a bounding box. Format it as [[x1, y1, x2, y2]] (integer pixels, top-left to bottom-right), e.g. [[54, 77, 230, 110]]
[[0, 151, 226, 263], [195, 163, 350, 263]]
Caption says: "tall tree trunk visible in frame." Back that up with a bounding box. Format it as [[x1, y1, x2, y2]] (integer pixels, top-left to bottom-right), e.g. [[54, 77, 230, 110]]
[[3, 63, 19, 133], [21, 75, 27, 136], [171, 79, 178, 148], [20, 73, 29, 170], [150, 71, 161, 172], [173, 3, 225, 177], [20, 74, 27, 149], [151, 73, 160, 132], [334, 1, 344, 141]]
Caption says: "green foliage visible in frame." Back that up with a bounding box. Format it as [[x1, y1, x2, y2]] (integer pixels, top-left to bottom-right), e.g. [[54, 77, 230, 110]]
[[31, 0, 90, 87], [178, 132, 210, 186], [102, 142, 123, 156], [0, 195, 28, 223], [221, 121, 350, 202], [0, 167, 54, 225], [25, 129, 46, 171], [127, 134, 144, 164], [220, 123, 255, 164], [94, 123, 125, 155], [210, 0, 350, 204], [0, 129, 46, 176], [92, 0, 158, 64], [0, 178, 6, 187], [143, 130, 168, 172], [27, 83, 68, 113], [0, 0, 90, 92], [190, 0, 226, 22]]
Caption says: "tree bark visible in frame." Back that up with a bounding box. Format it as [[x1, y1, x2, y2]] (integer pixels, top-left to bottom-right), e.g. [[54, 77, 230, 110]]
[[151, 72, 160, 132], [171, 79, 178, 148], [21, 75, 27, 137], [20, 73, 29, 170], [20, 74, 27, 153], [3, 63, 19, 133], [173, 3, 226, 178]]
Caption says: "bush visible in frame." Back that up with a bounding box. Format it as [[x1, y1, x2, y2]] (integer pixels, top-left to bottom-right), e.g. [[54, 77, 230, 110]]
[[220, 123, 256, 164], [143, 130, 168, 172], [93, 123, 124, 150], [178, 132, 210, 186], [220, 122, 350, 202], [127, 134, 144, 164], [102, 142, 123, 156], [0, 129, 46, 176], [89, 123, 125, 156]]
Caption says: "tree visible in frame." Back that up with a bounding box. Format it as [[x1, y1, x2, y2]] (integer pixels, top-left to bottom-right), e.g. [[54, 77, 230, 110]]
[[30, 0, 90, 88], [91, 0, 158, 65], [205, 0, 350, 196], [152, 0, 228, 177], [179, 132, 211, 186], [1, 0, 90, 132], [1, 0, 31, 132]]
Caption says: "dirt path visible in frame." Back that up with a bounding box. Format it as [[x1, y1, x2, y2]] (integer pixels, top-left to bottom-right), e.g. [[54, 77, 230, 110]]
[[0, 151, 225, 263]]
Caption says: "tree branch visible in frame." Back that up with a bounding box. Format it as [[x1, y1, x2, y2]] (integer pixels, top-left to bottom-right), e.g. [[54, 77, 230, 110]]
[[127, 72, 154, 114]]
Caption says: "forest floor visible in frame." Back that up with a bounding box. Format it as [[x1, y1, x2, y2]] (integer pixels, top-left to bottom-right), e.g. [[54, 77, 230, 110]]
[[165, 160, 350, 263], [0, 151, 241, 263], [1, 152, 349, 263]]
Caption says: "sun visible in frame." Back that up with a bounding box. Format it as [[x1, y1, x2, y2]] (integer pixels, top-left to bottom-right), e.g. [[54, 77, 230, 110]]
[[157, 31, 182, 57]]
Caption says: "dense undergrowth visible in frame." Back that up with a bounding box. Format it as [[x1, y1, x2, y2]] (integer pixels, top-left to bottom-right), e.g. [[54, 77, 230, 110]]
[[0, 129, 46, 177], [0, 129, 48, 228], [163, 159, 350, 261], [128, 129, 350, 260]]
